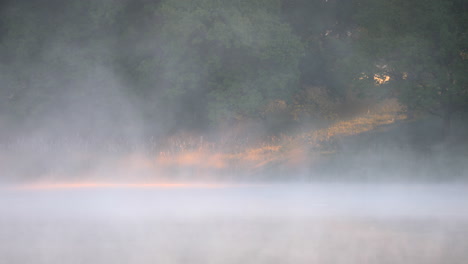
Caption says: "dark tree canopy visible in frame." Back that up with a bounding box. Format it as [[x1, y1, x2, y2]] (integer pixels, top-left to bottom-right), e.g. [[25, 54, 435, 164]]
[[0, 0, 467, 136], [353, 0, 468, 135]]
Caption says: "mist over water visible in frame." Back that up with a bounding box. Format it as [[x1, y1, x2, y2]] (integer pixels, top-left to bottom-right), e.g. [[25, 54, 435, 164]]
[[1, 184, 468, 264], [1, 0, 468, 263]]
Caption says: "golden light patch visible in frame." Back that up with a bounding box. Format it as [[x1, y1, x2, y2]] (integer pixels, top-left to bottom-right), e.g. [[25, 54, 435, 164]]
[[17, 102, 406, 183], [151, 105, 405, 174], [156, 150, 227, 169], [374, 74, 390, 85]]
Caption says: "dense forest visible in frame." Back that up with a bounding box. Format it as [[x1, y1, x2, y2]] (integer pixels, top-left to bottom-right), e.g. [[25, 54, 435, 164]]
[[0, 0, 467, 181]]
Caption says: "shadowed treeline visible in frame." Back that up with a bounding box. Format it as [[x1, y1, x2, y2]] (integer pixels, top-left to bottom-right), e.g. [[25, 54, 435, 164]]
[[0, 0, 467, 182]]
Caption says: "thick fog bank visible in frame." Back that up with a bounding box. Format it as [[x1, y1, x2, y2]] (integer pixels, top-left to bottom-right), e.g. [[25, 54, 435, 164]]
[[1, 184, 468, 264], [2, 183, 468, 219]]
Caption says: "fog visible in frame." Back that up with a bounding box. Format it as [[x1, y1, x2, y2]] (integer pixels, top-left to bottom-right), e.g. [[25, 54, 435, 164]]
[[1, 0, 468, 263], [1, 0, 467, 183], [1, 184, 468, 264]]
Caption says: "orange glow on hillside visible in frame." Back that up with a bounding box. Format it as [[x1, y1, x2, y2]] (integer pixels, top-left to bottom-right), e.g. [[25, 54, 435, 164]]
[[9, 100, 405, 183], [119, 103, 405, 175], [157, 150, 226, 169]]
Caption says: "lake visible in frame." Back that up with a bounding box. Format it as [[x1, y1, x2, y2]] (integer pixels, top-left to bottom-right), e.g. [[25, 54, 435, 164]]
[[1, 183, 467, 264]]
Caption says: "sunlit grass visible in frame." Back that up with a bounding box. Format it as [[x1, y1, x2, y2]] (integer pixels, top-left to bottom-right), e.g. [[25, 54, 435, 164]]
[[25, 99, 405, 182], [148, 99, 406, 176]]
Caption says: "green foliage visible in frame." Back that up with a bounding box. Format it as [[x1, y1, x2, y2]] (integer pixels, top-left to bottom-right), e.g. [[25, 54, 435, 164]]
[[281, 0, 358, 99], [138, 0, 304, 123], [354, 0, 468, 121], [1, 0, 466, 135], [0, 0, 126, 124]]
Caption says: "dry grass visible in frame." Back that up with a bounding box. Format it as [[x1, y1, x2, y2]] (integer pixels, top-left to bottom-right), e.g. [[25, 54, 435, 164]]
[[56, 105, 404, 181], [136, 99, 407, 178], [33, 99, 405, 181]]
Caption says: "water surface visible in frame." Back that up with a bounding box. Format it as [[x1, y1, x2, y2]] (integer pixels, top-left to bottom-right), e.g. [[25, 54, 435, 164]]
[[1, 183, 467, 264]]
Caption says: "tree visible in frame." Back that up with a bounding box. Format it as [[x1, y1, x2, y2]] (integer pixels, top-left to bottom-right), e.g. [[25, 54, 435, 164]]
[[281, 0, 357, 96], [354, 0, 468, 137], [0, 0, 128, 134], [135, 0, 304, 126]]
